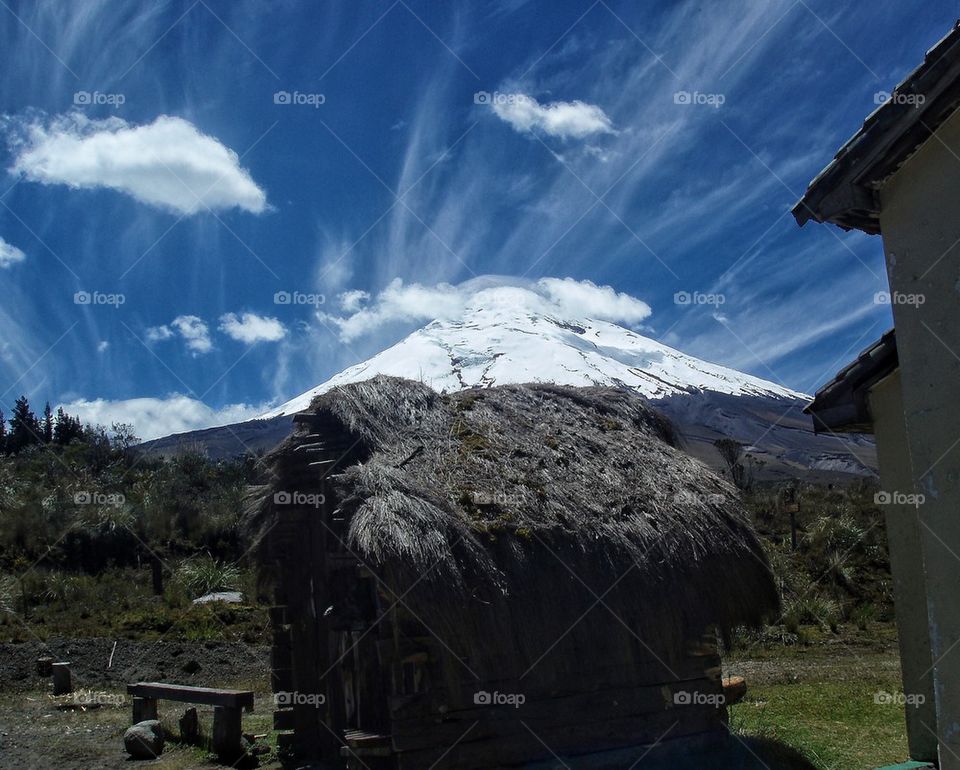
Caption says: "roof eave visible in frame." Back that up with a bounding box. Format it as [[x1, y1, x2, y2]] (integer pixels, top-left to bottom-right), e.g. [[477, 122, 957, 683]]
[[793, 22, 960, 234], [805, 329, 898, 433]]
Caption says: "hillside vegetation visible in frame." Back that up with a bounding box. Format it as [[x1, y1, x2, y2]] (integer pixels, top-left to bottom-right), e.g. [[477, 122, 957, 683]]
[[0, 397, 266, 641], [0, 399, 891, 645]]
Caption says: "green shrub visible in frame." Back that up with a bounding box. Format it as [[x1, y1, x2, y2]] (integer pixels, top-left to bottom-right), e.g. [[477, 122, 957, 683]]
[[851, 602, 879, 631], [176, 556, 241, 598], [785, 595, 842, 633]]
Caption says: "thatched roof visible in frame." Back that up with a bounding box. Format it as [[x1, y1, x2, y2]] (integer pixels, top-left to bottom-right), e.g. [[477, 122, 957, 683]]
[[251, 376, 777, 670]]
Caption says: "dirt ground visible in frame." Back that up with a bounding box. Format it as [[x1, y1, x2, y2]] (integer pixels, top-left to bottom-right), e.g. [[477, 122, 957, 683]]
[[0, 632, 902, 770], [0, 637, 275, 770]]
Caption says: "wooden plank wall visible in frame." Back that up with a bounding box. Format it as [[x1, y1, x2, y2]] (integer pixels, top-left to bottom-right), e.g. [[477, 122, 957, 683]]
[[375, 609, 726, 769], [269, 413, 731, 769]]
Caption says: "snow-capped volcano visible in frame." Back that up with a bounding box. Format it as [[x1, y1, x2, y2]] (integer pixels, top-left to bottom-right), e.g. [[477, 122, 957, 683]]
[[260, 306, 807, 419], [144, 306, 875, 481]]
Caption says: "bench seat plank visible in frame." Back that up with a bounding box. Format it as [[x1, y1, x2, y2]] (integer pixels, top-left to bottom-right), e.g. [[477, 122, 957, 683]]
[[127, 682, 254, 711]]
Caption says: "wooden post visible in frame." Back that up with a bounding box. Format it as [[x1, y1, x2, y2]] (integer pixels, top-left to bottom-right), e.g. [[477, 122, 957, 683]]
[[151, 554, 164, 596], [212, 706, 243, 759], [783, 486, 799, 552], [51, 662, 72, 695], [320, 471, 348, 745], [789, 505, 799, 551], [132, 696, 158, 723]]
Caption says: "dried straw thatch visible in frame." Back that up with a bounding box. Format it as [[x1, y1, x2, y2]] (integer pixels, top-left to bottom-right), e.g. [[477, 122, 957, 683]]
[[250, 376, 777, 672]]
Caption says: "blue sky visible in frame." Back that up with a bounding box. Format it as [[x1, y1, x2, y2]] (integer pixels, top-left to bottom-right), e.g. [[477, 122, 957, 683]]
[[0, 0, 952, 439]]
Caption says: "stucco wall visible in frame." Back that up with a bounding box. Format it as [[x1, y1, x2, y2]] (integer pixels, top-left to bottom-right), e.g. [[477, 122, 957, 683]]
[[869, 370, 938, 761], [879, 105, 960, 765]]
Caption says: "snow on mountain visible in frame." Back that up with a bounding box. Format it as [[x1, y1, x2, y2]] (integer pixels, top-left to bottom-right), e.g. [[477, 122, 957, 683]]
[[260, 306, 807, 419], [143, 305, 874, 481]]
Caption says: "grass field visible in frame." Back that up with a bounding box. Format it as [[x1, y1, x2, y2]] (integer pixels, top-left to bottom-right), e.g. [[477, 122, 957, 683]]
[[729, 623, 912, 769]]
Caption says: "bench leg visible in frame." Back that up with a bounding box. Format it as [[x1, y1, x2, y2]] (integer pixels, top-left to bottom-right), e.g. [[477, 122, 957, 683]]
[[212, 706, 243, 759], [132, 696, 158, 723]]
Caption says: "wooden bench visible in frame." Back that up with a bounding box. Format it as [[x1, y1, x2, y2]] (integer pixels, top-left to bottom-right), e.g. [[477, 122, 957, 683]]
[[127, 682, 254, 758]]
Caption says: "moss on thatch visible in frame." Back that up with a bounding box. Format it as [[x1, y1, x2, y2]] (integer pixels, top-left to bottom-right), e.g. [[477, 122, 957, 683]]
[[250, 376, 778, 673]]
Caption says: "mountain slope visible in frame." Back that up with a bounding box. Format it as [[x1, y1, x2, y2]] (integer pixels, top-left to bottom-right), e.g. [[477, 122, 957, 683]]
[[261, 307, 807, 418], [143, 307, 876, 481]]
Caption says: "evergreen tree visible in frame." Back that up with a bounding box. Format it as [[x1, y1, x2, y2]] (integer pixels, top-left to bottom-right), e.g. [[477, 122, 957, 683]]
[[53, 407, 84, 445], [42, 402, 53, 444], [7, 396, 41, 453]]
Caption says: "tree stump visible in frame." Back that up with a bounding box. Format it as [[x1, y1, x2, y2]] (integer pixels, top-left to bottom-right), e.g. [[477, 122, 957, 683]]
[[51, 662, 72, 695], [36, 656, 54, 676], [722, 675, 748, 706]]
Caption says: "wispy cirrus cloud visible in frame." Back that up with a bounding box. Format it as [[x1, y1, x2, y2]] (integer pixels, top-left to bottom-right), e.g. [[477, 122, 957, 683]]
[[6, 112, 268, 215], [0, 237, 25, 268]]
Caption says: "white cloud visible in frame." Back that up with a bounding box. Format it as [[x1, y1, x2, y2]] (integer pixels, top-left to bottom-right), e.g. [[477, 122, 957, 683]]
[[339, 289, 370, 313], [171, 315, 212, 354], [0, 237, 25, 268], [8, 112, 267, 215], [97, 340, 109, 353], [219, 312, 287, 344], [322, 276, 651, 341], [146, 317, 212, 353], [145, 325, 174, 342], [490, 94, 615, 139], [60, 395, 268, 441], [537, 277, 651, 323]]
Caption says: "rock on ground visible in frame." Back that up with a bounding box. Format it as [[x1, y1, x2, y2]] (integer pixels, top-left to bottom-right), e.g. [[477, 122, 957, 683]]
[[123, 720, 164, 759]]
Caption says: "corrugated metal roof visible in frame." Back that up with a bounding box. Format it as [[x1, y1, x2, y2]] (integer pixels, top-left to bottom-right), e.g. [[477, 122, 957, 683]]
[[793, 22, 960, 234], [804, 329, 898, 433]]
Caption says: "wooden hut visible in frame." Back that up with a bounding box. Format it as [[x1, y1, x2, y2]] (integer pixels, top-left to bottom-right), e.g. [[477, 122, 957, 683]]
[[249, 376, 777, 768]]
